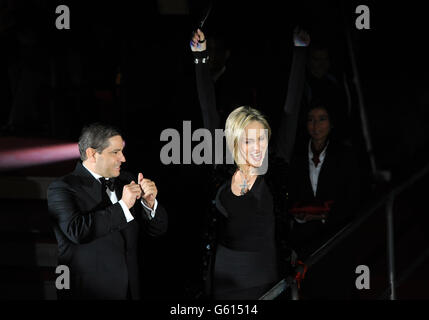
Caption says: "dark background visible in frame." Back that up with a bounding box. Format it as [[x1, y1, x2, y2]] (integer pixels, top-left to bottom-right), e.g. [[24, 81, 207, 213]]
[[1, 0, 429, 300]]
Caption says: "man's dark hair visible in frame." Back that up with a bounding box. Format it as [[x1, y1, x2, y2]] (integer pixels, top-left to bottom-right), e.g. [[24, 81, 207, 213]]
[[78, 123, 122, 161]]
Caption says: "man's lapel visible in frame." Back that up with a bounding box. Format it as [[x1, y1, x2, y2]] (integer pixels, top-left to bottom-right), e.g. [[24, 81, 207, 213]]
[[73, 162, 105, 206]]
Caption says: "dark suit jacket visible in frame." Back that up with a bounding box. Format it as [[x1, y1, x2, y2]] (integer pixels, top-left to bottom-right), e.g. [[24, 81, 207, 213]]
[[287, 140, 360, 259], [47, 162, 168, 300]]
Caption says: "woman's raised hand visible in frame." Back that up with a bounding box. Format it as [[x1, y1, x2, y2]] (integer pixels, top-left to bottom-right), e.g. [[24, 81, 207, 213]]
[[190, 28, 207, 52]]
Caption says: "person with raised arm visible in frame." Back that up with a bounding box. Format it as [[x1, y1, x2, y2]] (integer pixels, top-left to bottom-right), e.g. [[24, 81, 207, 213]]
[[190, 28, 310, 300]]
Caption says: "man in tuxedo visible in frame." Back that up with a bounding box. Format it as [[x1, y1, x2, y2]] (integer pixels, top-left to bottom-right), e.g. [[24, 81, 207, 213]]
[[47, 123, 168, 299]]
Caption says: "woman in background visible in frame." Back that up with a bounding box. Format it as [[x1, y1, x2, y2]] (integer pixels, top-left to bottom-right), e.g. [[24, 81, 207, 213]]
[[287, 103, 361, 299]]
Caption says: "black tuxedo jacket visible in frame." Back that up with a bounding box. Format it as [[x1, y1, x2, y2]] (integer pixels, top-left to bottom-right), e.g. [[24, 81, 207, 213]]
[[47, 162, 168, 299]]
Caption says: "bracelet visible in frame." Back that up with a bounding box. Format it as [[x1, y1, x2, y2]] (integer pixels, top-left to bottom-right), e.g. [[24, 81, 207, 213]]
[[198, 38, 206, 43], [194, 56, 209, 64]]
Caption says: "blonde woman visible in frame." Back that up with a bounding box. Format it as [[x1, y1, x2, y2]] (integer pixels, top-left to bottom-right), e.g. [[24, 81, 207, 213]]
[[190, 29, 309, 299], [212, 106, 282, 299]]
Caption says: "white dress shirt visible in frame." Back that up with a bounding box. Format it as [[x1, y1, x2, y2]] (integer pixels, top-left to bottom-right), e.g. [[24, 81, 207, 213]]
[[308, 140, 329, 197], [295, 140, 329, 225], [82, 163, 157, 221]]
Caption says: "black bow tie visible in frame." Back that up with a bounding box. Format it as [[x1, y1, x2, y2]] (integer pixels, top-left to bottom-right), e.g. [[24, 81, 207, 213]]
[[99, 177, 116, 192]]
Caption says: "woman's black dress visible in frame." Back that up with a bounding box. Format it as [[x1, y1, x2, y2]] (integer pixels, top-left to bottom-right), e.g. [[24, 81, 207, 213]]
[[213, 175, 280, 299]]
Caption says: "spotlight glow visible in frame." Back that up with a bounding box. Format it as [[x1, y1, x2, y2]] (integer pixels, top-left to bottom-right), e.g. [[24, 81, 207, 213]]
[[0, 139, 80, 171]]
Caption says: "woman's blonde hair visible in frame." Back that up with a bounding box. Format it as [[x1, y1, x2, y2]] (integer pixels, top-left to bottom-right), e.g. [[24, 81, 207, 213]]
[[225, 106, 271, 167]]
